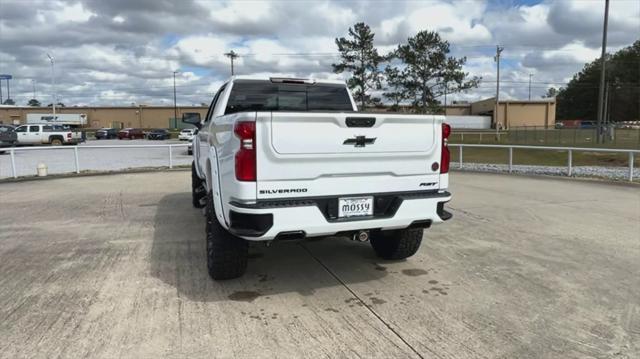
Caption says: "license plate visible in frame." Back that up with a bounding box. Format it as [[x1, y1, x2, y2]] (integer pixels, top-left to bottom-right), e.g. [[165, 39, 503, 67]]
[[338, 196, 374, 218]]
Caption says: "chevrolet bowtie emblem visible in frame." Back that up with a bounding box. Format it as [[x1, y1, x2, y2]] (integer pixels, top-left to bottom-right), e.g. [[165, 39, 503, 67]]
[[343, 136, 376, 147]]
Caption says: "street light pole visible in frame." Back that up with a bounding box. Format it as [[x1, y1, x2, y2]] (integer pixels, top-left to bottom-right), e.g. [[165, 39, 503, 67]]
[[443, 81, 448, 114], [528, 74, 533, 101], [596, 0, 610, 144], [173, 71, 178, 126], [494, 45, 504, 137], [47, 53, 56, 118], [32, 80, 36, 100]]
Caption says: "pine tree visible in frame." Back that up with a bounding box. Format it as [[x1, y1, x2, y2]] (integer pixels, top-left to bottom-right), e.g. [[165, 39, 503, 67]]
[[394, 31, 479, 113], [332, 22, 386, 110]]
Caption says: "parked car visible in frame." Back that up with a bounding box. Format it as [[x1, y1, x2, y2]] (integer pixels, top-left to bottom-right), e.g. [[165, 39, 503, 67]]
[[185, 76, 452, 279], [117, 128, 144, 139], [0, 125, 17, 153], [147, 129, 171, 140], [179, 128, 196, 141], [580, 121, 596, 129], [95, 128, 118, 139], [14, 124, 82, 145]]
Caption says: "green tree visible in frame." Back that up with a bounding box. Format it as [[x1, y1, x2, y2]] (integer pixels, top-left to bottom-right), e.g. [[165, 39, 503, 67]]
[[382, 66, 409, 111], [557, 40, 639, 122], [27, 99, 41, 106], [332, 22, 386, 109], [2, 98, 15, 105], [542, 87, 558, 98], [393, 30, 480, 113]]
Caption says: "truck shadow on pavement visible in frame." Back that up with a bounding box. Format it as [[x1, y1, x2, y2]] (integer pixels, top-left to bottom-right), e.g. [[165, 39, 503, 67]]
[[150, 193, 390, 303]]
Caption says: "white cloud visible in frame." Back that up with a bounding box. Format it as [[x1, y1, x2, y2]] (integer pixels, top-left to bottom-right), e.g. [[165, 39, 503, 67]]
[[208, 0, 272, 26], [1, 0, 637, 105], [172, 35, 238, 66], [53, 2, 95, 23]]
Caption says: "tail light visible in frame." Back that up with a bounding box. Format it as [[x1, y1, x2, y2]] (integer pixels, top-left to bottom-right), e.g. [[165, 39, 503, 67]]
[[440, 123, 451, 174], [67, 132, 72, 139], [234, 121, 256, 181]]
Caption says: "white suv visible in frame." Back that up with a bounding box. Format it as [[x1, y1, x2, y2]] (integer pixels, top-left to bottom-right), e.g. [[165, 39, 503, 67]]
[[178, 128, 196, 141]]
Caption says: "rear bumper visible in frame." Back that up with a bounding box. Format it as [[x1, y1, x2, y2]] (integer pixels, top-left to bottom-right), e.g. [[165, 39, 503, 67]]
[[227, 191, 452, 241]]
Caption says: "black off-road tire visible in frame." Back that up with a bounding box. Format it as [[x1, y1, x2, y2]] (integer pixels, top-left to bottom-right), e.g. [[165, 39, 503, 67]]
[[370, 228, 424, 260], [205, 191, 248, 280], [191, 161, 206, 208]]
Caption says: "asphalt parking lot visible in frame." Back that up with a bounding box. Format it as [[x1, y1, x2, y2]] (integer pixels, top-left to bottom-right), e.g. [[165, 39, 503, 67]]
[[0, 172, 638, 358], [0, 139, 192, 179]]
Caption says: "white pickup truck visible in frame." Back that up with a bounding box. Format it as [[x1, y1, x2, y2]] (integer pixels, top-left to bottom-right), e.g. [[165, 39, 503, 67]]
[[185, 76, 452, 279], [14, 124, 82, 145]]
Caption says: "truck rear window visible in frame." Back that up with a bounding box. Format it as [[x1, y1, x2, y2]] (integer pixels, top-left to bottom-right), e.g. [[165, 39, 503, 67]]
[[225, 81, 354, 115]]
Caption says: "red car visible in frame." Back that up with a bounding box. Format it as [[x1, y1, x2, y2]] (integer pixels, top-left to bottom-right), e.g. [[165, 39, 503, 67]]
[[117, 128, 144, 139]]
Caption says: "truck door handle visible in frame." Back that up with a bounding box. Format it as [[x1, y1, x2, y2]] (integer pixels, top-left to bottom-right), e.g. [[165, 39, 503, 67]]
[[346, 117, 376, 128]]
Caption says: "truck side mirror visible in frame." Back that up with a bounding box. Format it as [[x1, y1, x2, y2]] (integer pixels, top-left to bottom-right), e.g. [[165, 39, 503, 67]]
[[182, 113, 202, 129]]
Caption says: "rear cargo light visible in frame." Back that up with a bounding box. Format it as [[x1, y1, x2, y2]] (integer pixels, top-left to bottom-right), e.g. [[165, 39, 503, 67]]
[[440, 123, 451, 174], [234, 121, 256, 181]]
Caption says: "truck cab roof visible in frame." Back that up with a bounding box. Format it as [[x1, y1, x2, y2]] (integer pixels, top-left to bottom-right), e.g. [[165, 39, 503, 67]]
[[229, 75, 347, 86]]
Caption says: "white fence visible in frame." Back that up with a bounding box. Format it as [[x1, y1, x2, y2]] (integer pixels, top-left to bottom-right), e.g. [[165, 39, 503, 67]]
[[1, 144, 190, 179], [2, 143, 638, 182], [450, 144, 638, 182]]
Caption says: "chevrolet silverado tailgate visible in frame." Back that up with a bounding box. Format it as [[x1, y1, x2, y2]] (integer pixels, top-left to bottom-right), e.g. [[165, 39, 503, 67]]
[[255, 112, 444, 199]]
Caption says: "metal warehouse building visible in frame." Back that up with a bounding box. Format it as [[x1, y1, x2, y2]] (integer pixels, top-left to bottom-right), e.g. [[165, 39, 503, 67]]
[[0, 106, 208, 129], [0, 97, 555, 130], [445, 97, 556, 129]]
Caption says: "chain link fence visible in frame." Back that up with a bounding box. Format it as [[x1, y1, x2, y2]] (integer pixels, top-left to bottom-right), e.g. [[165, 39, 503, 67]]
[[450, 127, 640, 149]]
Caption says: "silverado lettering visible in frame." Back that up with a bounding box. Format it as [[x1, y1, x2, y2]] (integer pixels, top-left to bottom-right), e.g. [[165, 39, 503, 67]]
[[259, 188, 308, 194]]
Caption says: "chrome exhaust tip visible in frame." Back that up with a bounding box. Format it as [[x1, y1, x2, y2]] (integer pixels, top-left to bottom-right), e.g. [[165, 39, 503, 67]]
[[354, 230, 369, 242]]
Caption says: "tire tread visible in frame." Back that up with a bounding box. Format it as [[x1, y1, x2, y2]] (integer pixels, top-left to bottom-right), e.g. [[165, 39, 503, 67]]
[[370, 228, 423, 260], [205, 191, 248, 280]]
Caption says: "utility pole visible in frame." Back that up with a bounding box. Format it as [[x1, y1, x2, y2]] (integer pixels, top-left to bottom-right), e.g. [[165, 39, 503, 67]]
[[602, 82, 610, 143], [494, 45, 504, 136], [224, 50, 238, 76], [528, 74, 533, 101], [32, 80, 37, 100], [443, 82, 448, 115], [173, 71, 178, 124], [47, 53, 56, 119], [596, 0, 610, 144]]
